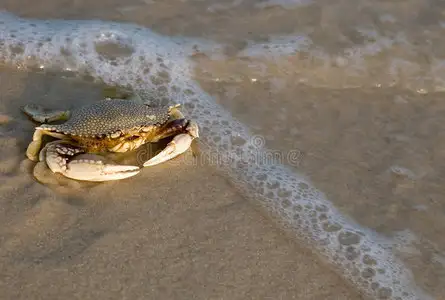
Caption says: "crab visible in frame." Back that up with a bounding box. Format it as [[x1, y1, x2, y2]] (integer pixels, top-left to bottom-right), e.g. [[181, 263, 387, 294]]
[[22, 96, 199, 182]]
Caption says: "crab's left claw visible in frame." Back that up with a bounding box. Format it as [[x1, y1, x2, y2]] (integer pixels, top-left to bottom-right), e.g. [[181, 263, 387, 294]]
[[143, 133, 193, 167], [143, 121, 199, 167]]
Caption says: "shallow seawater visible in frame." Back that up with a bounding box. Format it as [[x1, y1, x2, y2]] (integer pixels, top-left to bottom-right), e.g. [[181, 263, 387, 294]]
[[0, 0, 445, 299]]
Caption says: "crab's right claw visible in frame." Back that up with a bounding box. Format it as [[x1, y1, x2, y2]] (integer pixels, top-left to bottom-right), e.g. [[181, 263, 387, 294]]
[[43, 142, 141, 182], [61, 155, 141, 182]]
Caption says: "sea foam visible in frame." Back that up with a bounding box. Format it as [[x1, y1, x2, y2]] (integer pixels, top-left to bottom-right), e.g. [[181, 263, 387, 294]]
[[0, 12, 434, 300]]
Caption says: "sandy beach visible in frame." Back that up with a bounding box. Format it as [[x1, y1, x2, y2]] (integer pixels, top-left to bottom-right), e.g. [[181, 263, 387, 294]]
[[0, 68, 362, 299], [1, 0, 445, 299]]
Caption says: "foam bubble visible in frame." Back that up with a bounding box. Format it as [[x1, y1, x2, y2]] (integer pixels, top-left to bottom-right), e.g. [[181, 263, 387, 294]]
[[0, 12, 434, 300]]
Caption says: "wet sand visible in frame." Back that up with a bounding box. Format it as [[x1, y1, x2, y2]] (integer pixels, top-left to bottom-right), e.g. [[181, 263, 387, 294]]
[[0, 69, 362, 299], [1, 0, 445, 299]]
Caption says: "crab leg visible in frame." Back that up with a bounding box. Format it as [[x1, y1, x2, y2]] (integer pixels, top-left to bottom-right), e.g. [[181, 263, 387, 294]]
[[22, 103, 71, 123], [143, 121, 199, 167], [42, 141, 141, 182], [22, 103, 72, 162], [26, 128, 68, 161]]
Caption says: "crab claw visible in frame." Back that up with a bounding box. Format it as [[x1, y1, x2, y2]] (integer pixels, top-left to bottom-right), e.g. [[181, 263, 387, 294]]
[[143, 121, 199, 167], [43, 141, 141, 182], [143, 134, 193, 167], [61, 155, 141, 182]]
